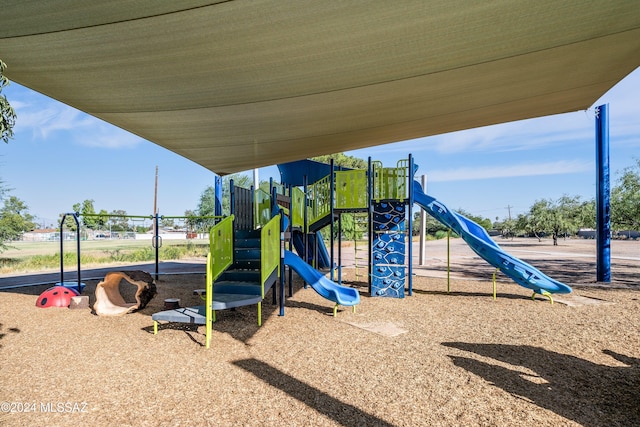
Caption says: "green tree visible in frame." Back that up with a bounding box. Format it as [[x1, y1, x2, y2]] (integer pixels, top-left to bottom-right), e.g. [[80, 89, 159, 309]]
[[160, 217, 176, 229], [0, 196, 36, 250], [198, 184, 216, 215], [494, 217, 519, 239], [1, 59, 17, 144], [520, 200, 552, 241], [196, 185, 217, 231], [611, 159, 640, 231], [73, 199, 98, 229], [95, 209, 109, 230], [412, 211, 450, 238], [108, 210, 129, 232], [196, 173, 255, 218], [576, 199, 596, 230], [223, 173, 253, 214], [518, 196, 586, 242], [311, 152, 367, 169]]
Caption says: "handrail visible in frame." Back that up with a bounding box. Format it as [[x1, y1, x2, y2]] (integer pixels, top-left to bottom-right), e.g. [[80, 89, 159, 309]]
[[372, 160, 409, 201], [308, 174, 331, 229]]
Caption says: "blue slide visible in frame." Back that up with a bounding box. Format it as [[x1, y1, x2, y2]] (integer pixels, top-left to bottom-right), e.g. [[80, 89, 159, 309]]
[[412, 180, 571, 296], [284, 250, 360, 308], [291, 230, 332, 269]]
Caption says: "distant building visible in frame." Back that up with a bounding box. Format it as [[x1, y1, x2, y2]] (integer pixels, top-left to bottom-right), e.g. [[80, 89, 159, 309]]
[[21, 229, 75, 241]]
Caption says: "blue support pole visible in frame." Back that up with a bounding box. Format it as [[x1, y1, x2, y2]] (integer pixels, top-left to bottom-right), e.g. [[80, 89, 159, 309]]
[[214, 175, 223, 217], [595, 104, 611, 282], [279, 211, 285, 316], [367, 157, 373, 295], [330, 158, 335, 281], [287, 184, 293, 297]]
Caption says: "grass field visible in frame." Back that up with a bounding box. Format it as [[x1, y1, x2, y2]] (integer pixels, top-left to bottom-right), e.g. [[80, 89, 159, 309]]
[[0, 239, 210, 274]]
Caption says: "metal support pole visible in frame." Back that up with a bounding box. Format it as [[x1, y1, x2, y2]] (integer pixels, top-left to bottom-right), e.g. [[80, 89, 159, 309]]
[[596, 104, 611, 282], [154, 213, 160, 280], [419, 174, 427, 266], [59, 213, 82, 293], [408, 154, 414, 296]]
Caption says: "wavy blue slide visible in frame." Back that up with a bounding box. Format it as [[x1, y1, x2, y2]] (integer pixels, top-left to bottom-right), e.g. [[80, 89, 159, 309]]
[[284, 250, 360, 312], [413, 180, 571, 296]]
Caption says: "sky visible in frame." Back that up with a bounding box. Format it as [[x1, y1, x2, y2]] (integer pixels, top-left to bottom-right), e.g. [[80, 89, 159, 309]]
[[1, 67, 639, 228]]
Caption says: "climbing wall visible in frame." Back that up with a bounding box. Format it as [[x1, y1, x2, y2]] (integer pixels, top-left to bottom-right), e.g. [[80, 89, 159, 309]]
[[371, 201, 406, 298]]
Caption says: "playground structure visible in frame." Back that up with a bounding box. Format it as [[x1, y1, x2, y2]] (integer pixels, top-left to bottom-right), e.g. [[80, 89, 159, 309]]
[[277, 155, 572, 301], [277, 157, 415, 298], [150, 154, 572, 347], [45, 154, 572, 347]]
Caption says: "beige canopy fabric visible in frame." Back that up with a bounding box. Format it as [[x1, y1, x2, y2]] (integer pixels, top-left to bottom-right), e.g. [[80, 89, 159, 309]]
[[1, 1, 639, 175]]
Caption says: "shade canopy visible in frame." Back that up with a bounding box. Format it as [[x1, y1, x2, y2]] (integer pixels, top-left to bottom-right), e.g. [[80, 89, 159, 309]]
[[2, 1, 639, 175]]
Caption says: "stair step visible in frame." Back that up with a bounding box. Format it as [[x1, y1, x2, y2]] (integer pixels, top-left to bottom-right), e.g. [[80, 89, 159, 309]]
[[233, 259, 261, 269], [213, 281, 262, 296], [234, 229, 261, 239], [234, 248, 261, 260], [235, 237, 261, 248], [218, 270, 261, 282]]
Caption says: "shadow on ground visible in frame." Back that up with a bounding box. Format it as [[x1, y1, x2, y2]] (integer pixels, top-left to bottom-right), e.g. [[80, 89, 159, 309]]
[[443, 342, 640, 427], [424, 257, 638, 287], [234, 358, 394, 427], [0, 323, 21, 348]]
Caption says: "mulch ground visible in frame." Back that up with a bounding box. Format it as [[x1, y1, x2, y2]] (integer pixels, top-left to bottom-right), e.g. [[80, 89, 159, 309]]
[[1, 239, 639, 426]]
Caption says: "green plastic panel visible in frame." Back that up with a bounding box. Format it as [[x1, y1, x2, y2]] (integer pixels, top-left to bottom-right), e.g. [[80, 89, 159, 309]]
[[373, 160, 409, 201], [308, 175, 331, 230], [206, 215, 234, 349], [335, 170, 368, 209], [260, 214, 280, 297], [291, 187, 305, 228], [254, 188, 271, 228], [209, 215, 234, 282]]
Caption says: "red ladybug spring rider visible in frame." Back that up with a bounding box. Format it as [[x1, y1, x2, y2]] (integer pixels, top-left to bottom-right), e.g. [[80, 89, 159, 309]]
[[35, 286, 79, 308]]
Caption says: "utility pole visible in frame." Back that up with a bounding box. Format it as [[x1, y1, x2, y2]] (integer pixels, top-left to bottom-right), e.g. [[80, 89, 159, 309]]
[[505, 205, 512, 221]]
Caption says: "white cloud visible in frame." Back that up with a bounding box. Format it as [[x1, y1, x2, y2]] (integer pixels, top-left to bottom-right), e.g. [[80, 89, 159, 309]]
[[11, 84, 144, 149], [428, 160, 593, 182], [74, 124, 144, 149]]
